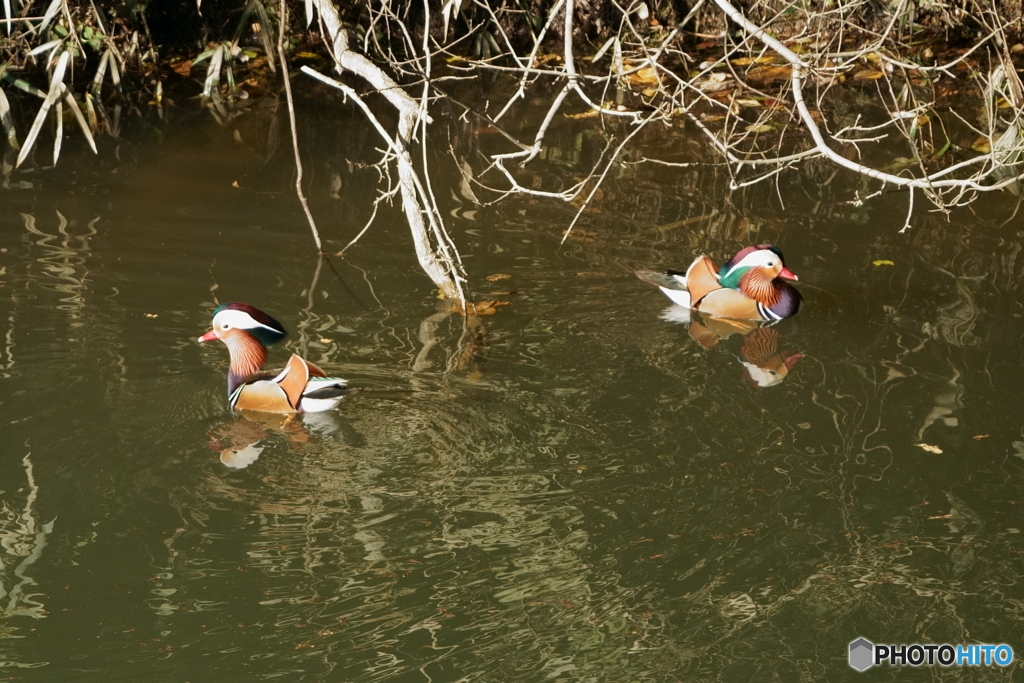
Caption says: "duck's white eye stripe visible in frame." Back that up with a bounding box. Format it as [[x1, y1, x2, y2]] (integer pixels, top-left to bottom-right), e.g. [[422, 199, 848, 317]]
[[212, 309, 280, 333]]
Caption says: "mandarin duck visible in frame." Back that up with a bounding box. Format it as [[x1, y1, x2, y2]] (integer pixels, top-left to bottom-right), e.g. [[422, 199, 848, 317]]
[[636, 244, 802, 321], [199, 302, 353, 413]]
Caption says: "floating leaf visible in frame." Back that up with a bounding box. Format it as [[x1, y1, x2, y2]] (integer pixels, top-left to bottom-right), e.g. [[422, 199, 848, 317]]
[[915, 443, 943, 454], [872, 259, 895, 266], [485, 273, 512, 281]]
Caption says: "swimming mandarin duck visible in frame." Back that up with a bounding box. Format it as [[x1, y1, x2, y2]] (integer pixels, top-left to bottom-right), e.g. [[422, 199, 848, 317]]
[[198, 302, 353, 413], [636, 244, 802, 321]]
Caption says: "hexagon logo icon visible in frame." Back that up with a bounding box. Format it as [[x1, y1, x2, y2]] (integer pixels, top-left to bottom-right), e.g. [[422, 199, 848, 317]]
[[849, 638, 874, 671]]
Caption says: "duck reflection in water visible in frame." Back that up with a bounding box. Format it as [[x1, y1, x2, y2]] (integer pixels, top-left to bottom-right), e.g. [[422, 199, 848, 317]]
[[661, 306, 803, 387], [209, 411, 354, 469]]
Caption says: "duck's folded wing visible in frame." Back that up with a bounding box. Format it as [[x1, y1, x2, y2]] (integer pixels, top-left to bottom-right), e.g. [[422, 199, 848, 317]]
[[635, 270, 688, 290], [275, 354, 310, 411], [684, 255, 722, 305]]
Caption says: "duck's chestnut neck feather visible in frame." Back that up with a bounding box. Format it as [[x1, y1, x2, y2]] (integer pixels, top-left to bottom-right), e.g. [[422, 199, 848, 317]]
[[223, 331, 268, 396]]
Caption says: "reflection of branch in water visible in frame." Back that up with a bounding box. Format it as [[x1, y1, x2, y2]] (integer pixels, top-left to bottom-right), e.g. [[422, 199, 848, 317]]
[[0, 450, 52, 620], [412, 307, 490, 375], [21, 212, 98, 316]]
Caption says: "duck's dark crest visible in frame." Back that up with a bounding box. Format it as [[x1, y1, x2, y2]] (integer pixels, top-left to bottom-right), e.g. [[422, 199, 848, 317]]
[[720, 244, 785, 275], [215, 302, 287, 346]]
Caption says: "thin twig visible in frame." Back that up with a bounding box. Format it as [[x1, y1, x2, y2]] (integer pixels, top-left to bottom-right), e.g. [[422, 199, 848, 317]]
[[277, 0, 323, 253]]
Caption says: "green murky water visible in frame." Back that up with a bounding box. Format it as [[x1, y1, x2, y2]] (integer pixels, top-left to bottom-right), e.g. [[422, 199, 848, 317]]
[[1, 93, 1023, 682]]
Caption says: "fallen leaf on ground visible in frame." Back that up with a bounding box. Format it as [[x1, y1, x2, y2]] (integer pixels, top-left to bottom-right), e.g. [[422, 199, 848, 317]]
[[565, 110, 600, 119], [853, 69, 885, 80], [971, 137, 991, 153], [626, 66, 660, 86], [748, 65, 792, 83]]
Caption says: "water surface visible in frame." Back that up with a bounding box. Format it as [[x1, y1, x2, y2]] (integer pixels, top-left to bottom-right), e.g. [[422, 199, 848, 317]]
[[1, 92, 1023, 682]]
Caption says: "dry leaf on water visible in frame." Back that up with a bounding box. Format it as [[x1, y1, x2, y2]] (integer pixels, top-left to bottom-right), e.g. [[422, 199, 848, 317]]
[[468, 301, 509, 316], [486, 273, 512, 281], [915, 443, 943, 454]]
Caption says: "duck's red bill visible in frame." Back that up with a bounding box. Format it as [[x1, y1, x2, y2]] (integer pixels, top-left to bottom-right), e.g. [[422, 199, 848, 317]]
[[779, 267, 798, 281], [198, 330, 218, 342]]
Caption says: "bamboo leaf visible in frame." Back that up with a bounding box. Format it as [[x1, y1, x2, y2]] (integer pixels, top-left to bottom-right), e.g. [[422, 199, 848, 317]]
[[84, 91, 97, 133], [2, 75, 46, 98], [61, 85, 97, 154], [192, 48, 215, 67], [0, 86, 20, 150], [89, 0, 107, 36], [28, 39, 62, 59], [203, 44, 224, 99], [591, 37, 616, 62], [37, 0, 63, 33], [53, 92, 63, 165], [17, 50, 69, 168], [91, 48, 109, 95], [304, 0, 312, 27], [107, 50, 121, 92], [2, 0, 9, 35], [232, 0, 257, 43], [253, 0, 275, 72]]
